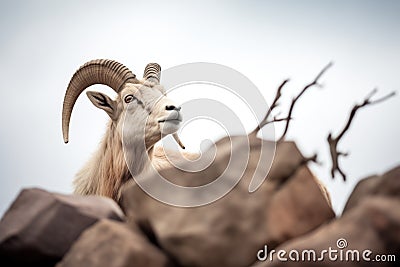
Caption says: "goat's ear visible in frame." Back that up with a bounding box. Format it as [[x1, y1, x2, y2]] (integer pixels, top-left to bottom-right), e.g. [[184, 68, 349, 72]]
[[86, 91, 117, 120]]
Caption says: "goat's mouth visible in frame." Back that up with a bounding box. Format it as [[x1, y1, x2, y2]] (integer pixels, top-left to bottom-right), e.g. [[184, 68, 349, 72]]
[[159, 117, 182, 136], [158, 112, 183, 124], [158, 118, 182, 123]]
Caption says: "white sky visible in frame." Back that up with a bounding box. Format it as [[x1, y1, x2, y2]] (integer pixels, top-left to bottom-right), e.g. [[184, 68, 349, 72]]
[[0, 0, 399, 215]]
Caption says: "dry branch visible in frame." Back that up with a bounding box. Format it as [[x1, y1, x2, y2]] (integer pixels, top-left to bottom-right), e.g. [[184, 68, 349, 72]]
[[278, 62, 333, 142], [252, 62, 333, 138], [250, 79, 289, 136], [327, 88, 396, 181]]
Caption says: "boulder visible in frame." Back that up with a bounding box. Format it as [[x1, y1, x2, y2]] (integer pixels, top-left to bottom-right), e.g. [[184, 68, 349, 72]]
[[57, 219, 174, 267], [252, 196, 400, 267], [0, 188, 124, 267], [343, 166, 400, 213], [122, 136, 334, 267]]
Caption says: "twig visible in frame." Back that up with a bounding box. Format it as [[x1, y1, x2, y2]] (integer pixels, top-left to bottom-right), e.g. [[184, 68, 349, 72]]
[[250, 79, 289, 135], [278, 62, 333, 142], [327, 89, 396, 181]]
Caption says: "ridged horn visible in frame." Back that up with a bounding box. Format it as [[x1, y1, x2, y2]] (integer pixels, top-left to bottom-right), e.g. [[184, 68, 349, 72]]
[[143, 63, 161, 84], [62, 59, 139, 143]]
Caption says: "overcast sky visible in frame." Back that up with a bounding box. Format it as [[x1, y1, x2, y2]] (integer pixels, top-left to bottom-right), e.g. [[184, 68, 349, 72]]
[[0, 0, 399, 215]]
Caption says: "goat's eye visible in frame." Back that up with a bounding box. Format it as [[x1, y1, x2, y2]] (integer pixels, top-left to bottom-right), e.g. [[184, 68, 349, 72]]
[[124, 95, 135, 103]]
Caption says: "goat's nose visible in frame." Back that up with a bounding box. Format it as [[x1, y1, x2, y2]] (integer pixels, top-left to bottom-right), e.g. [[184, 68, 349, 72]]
[[165, 105, 181, 111]]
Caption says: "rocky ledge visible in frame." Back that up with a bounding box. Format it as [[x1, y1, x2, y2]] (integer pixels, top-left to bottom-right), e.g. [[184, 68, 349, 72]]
[[1, 139, 398, 267]]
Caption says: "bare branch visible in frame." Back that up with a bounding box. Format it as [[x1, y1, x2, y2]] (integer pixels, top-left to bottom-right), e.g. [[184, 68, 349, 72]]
[[328, 89, 396, 181], [250, 79, 289, 136], [266, 79, 289, 119], [302, 153, 319, 165], [278, 62, 333, 142], [335, 89, 394, 142], [365, 90, 396, 105], [259, 116, 292, 128], [270, 116, 291, 124]]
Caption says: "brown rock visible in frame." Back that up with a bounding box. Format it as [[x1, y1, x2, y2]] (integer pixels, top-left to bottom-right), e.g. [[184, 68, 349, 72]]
[[343, 166, 400, 213], [252, 196, 400, 267], [122, 136, 334, 267], [57, 219, 173, 267], [0, 188, 124, 267]]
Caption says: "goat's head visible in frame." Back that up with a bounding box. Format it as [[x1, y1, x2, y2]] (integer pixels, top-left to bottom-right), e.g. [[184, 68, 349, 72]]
[[62, 59, 184, 150]]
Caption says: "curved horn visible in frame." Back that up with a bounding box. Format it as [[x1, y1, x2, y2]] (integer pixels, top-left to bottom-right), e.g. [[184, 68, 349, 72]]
[[62, 59, 139, 143], [143, 63, 161, 84]]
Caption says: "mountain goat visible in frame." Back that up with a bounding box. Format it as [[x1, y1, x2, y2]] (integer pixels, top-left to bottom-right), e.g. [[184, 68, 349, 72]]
[[62, 59, 190, 201]]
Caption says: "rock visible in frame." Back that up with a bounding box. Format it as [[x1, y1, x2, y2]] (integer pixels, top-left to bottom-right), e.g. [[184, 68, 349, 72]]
[[0, 188, 124, 267], [252, 196, 400, 267], [343, 166, 400, 213], [57, 219, 173, 267], [122, 136, 334, 267]]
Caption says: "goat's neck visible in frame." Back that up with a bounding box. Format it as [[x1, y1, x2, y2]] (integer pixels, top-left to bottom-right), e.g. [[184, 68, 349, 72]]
[[123, 137, 154, 177], [74, 121, 153, 201]]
